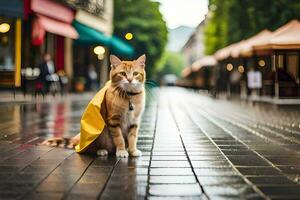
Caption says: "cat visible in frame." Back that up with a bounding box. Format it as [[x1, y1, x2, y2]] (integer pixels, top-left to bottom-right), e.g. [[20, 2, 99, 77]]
[[43, 55, 146, 158]]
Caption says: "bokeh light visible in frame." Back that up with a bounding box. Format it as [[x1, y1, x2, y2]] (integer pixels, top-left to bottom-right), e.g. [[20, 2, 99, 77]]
[[125, 32, 133, 40], [226, 63, 233, 71], [93, 46, 105, 55], [0, 23, 10, 33]]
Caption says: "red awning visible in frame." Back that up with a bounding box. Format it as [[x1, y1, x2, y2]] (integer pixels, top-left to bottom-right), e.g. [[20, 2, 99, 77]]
[[39, 15, 78, 39], [32, 15, 78, 45], [30, 0, 78, 45], [31, 0, 74, 23]]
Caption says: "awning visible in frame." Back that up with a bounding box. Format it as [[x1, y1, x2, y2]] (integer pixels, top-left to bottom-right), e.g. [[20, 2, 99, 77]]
[[240, 30, 272, 57], [73, 21, 111, 46], [31, 0, 74, 23], [32, 15, 78, 46], [214, 30, 273, 59], [73, 21, 134, 57], [254, 20, 300, 50], [214, 43, 240, 61], [30, 0, 78, 45], [110, 36, 134, 57], [182, 67, 192, 78], [191, 56, 217, 72], [230, 40, 248, 58], [182, 56, 216, 78]]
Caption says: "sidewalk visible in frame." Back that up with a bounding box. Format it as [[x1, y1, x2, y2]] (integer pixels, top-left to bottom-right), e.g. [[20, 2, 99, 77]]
[[0, 91, 94, 104], [0, 87, 300, 199]]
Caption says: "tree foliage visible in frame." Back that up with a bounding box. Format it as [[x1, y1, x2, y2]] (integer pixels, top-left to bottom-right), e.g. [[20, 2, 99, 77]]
[[156, 51, 185, 78], [113, 0, 168, 78], [204, 0, 300, 55]]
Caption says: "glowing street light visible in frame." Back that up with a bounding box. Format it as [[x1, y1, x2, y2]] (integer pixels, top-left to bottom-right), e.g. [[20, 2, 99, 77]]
[[93, 46, 105, 55], [226, 63, 233, 72], [125, 32, 133, 40], [0, 23, 10, 33], [258, 60, 266, 67], [238, 65, 244, 73], [97, 54, 105, 60]]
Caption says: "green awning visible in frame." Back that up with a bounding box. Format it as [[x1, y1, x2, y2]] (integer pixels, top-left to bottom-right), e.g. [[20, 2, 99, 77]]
[[73, 21, 134, 57], [73, 21, 110, 46], [110, 36, 134, 58]]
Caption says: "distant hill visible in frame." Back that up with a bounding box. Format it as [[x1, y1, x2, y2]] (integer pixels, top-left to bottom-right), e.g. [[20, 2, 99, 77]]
[[167, 26, 195, 52]]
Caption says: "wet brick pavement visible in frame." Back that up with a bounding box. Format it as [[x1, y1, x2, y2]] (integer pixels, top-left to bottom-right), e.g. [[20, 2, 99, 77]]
[[0, 88, 300, 199]]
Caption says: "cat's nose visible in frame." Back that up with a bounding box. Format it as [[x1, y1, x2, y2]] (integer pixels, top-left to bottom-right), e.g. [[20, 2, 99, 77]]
[[127, 78, 133, 83]]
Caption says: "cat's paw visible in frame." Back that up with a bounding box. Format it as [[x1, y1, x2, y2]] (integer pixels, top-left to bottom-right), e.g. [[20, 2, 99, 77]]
[[130, 149, 142, 157], [97, 149, 108, 156], [116, 150, 129, 158]]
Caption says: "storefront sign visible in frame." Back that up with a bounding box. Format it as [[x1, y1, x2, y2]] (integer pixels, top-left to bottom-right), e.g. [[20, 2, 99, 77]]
[[247, 71, 262, 89]]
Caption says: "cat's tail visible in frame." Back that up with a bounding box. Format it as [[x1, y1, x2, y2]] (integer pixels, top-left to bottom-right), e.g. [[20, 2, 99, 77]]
[[41, 134, 80, 149]]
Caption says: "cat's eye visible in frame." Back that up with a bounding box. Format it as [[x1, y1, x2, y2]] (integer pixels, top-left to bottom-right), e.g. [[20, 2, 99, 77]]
[[133, 72, 139, 76], [120, 72, 126, 76]]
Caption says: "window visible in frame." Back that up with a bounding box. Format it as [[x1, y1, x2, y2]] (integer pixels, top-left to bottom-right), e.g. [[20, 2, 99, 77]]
[[286, 54, 299, 81], [0, 17, 15, 71], [276, 55, 284, 69]]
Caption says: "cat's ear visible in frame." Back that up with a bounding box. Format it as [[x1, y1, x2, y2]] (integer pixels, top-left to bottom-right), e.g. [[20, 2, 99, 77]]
[[110, 55, 122, 68], [135, 54, 146, 68]]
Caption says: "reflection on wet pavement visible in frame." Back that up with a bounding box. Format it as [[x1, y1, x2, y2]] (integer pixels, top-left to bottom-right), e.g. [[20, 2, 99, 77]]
[[0, 88, 300, 199], [0, 99, 86, 143]]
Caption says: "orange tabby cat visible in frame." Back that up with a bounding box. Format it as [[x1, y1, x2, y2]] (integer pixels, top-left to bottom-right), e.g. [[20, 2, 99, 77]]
[[44, 55, 146, 157]]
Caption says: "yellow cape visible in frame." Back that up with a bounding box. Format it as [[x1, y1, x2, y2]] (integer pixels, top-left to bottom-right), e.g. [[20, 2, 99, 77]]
[[75, 81, 111, 153]]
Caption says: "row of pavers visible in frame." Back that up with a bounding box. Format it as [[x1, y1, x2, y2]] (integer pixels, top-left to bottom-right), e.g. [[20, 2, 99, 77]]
[[0, 94, 157, 199], [1, 88, 300, 199], [169, 88, 300, 199]]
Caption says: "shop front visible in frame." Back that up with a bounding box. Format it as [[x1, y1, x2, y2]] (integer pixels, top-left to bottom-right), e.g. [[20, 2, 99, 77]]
[[235, 30, 273, 98], [72, 9, 134, 91], [20, 0, 78, 94], [214, 43, 239, 97], [180, 56, 216, 91], [0, 0, 23, 89], [29, 0, 78, 70], [191, 56, 216, 90], [254, 20, 300, 99]]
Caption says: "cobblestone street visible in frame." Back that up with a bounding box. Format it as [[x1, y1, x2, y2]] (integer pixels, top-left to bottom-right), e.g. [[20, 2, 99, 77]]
[[1, 88, 300, 199]]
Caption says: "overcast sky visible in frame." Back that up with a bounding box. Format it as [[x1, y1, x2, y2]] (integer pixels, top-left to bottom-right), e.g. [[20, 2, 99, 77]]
[[154, 0, 209, 29]]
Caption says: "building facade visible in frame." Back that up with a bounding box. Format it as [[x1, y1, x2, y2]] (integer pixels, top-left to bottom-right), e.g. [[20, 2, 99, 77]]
[[181, 18, 206, 67], [0, 0, 23, 88], [0, 0, 133, 93]]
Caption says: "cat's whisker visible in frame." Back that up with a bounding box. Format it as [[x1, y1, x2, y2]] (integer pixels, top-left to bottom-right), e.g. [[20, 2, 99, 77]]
[[144, 80, 159, 101], [112, 86, 118, 93], [111, 90, 117, 107]]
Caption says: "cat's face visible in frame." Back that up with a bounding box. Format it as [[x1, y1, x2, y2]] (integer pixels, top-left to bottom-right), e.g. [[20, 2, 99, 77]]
[[109, 55, 146, 93]]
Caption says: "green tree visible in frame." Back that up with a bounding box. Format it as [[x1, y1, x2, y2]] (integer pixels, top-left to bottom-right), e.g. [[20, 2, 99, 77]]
[[205, 0, 300, 55], [204, 0, 229, 54], [156, 51, 185, 77], [113, 0, 168, 78]]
